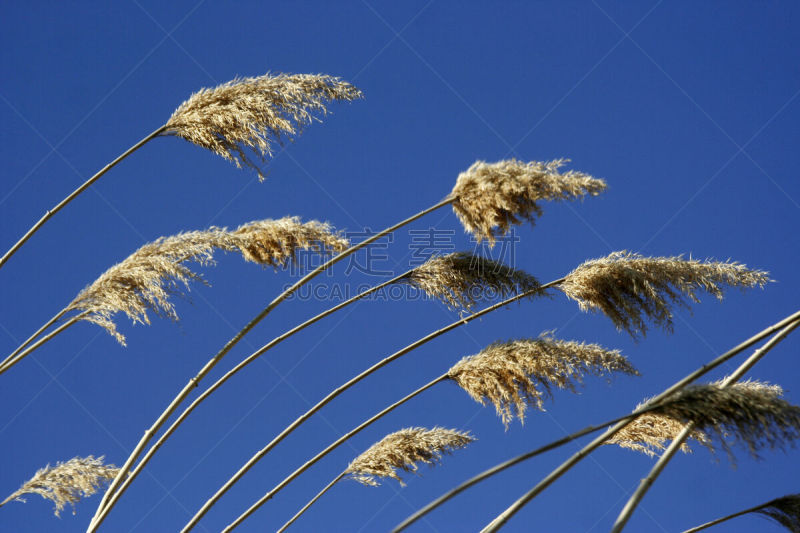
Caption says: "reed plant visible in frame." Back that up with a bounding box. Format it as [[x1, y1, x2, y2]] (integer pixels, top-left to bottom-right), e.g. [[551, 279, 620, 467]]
[[1, 64, 796, 533]]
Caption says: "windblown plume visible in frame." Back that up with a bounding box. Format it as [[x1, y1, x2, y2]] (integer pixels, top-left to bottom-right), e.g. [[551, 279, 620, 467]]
[[345, 427, 474, 487], [66, 217, 348, 344], [450, 159, 606, 245], [448, 335, 638, 428], [0, 456, 118, 517], [164, 73, 363, 180], [755, 495, 800, 532], [607, 380, 800, 460], [559, 251, 769, 337], [400, 252, 541, 312]]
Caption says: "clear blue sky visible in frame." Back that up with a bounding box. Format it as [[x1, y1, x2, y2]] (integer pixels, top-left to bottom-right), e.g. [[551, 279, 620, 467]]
[[1, 2, 799, 532]]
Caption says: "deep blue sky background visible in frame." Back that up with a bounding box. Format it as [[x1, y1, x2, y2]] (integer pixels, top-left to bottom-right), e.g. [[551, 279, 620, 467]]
[[1, 2, 799, 532]]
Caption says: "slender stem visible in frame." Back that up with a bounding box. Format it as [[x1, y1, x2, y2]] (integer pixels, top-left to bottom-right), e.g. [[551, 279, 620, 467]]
[[0, 309, 67, 370], [88, 196, 454, 531], [94, 271, 412, 529], [681, 502, 770, 533], [393, 409, 660, 533], [398, 308, 800, 533], [0, 312, 88, 376], [182, 280, 555, 532], [223, 374, 448, 532], [0, 126, 166, 271], [274, 471, 346, 533], [610, 318, 800, 533], [480, 313, 800, 533]]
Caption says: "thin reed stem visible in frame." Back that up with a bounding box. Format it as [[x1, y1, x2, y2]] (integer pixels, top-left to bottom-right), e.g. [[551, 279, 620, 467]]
[[274, 472, 346, 533], [609, 318, 800, 533], [480, 314, 800, 533], [223, 375, 448, 532], [0, 312, 89, 376], [181, 280, 555, 532], [0, 309, 67, 370], [88, 196, 454, 532], [94, 270, 412, 529], [396, 308, 800, 532], [681, 503, 770, 533], [0, 126, 166, 270]]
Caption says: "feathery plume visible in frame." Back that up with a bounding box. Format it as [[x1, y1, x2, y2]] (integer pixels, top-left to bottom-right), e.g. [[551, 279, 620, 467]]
[[450, 159, 606, 245], [607, 380, 800, 459], [66, 217, 348, 344], [345, 427, 474, 487], [1, 456, 118, 517], [164, 73, 363, 180], [755, 495, 800, 532], [400, 252, 541, 312], [559, 251, 770, 337], [448, 335, 639, 428]]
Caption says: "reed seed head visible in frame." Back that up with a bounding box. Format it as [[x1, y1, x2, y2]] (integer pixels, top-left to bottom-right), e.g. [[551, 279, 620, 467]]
[[607, 380, 800, 460], [66, 217, 347, 344], [756, 494, 800, 532], [448, 335, 639, 428], [400, 252, 541, 312], [164, 73, 363, 180], [1, 456, 118, 517], [559, 251, 770, 338], [345, 427, 474, 487], [450, 159, 606, 245]]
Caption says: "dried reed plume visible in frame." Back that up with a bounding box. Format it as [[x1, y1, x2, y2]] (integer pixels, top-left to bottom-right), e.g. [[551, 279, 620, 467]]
[[450, 159, 606, 245], [164, 73, 363, 180], [401, 252, 541, 312], [1, 456, 118, 517], [559, 251, 770, 337], [755, 495, 800, 532], [345, 427, 474, 487], [66, 217, 348, 343], [607, 380, 800, 459], [448, 335, 638, 428]]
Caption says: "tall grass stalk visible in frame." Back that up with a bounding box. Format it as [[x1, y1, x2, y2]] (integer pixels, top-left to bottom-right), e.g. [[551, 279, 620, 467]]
[[224, 336, 634, 531], [395, 308, 800, 531], [181, 253, 765, 531], [87, 196, 454, 531], [0, 127, 165, 270], [480, 315, 800, 533], [0, 312, 89, 375], [682, 494, 800, 533], [269, 428, 473, 533], [0, 72, 361, 271], [609, 318, 800, 533], [178, 281, 553, 532]]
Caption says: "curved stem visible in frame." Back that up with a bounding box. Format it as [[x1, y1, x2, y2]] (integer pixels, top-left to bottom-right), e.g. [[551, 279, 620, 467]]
[[0, 312, 88, 376], [393, 409, 654, 532], [0, 309, 67, 370], [481, 314, 800, 533], [94, 270, 412, 529], [223, 374, 448, 532], [681, 502, 770, 533], [397, 308, 800, 532], [610, 318, 800, 533], [181, 280, 554, 532], [88, 196, 454, 532], [274, 471, 346, 533], [0, 126, 166, 270]]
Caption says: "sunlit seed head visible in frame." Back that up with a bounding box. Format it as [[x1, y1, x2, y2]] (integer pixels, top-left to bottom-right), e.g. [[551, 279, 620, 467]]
[[164, 73, 362, 180], [345, 427, 474, 487], [450, 159, 606, 245], [448, 335, 638, 428], [559, 251, 770, 338]]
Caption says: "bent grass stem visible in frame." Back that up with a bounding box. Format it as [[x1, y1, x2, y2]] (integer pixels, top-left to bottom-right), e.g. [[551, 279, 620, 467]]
[[0, 126, 166, 270], [88, 196, 454, 532]]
